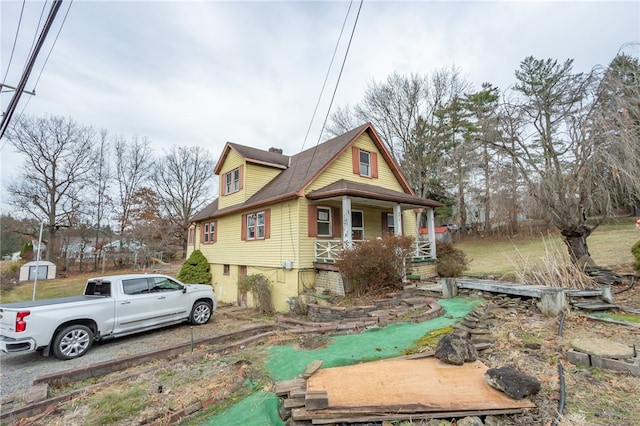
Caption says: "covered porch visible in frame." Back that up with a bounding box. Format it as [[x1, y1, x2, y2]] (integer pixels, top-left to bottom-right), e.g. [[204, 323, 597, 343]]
[[306, 179, 442, 265]]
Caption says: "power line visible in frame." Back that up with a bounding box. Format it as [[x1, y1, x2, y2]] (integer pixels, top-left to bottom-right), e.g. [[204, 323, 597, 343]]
[[299, 0, 354, 154], [31, 0, 74, 91], [1, 0, 26, 85], [301, 0, 363, 183], [0, 0, 64, 140]]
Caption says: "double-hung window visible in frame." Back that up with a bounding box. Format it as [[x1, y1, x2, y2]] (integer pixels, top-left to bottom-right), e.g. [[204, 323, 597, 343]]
[[245, 211, 266, 240], [203, 221, 216, 243], [316, 207, 332, 237], [359, 150, 371, 177], [351, 210, 364, 240], [352, 147, 378, 178], [224, 167, 241, 195], [386, 213, 395, 234]]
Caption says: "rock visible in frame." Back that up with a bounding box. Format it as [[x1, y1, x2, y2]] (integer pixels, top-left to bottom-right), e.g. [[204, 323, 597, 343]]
[[485, 366, 541, 400], [457, 416, 484, 426], [570, 337, 634, 359], [435, 333, 478, 366]]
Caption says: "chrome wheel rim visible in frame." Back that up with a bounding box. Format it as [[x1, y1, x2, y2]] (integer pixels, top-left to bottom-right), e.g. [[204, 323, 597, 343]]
[[60, 329, 91, 358], [193, 304, 211, 324]]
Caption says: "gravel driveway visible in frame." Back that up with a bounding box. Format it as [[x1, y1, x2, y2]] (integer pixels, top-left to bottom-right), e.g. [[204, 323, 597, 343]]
[[0, 306, 269, 401]]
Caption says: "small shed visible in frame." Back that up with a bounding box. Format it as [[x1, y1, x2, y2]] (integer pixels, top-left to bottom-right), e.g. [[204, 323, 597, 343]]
[[19, 261, 57, 282], [419, 227, 452, 244]]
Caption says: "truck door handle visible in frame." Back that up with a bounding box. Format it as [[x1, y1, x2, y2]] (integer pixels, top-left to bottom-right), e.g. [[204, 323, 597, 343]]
[[157, 296, 166, 300], [120, 301, 131, 305]]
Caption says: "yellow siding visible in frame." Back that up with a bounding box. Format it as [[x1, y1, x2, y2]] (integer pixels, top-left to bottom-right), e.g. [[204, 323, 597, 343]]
[[209, 263, 301, 312], [306, 133, 405, 193], [244, 163, 282, 200], [217, 150, 245, 210], [197, 200, 300, 269]]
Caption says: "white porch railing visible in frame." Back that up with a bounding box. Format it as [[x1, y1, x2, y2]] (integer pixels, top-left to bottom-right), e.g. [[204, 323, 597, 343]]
[[314, 240, 433, 264]]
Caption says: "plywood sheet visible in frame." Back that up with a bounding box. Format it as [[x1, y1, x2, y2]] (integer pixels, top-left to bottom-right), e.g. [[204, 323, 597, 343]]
[[306, 358, 535, 413]]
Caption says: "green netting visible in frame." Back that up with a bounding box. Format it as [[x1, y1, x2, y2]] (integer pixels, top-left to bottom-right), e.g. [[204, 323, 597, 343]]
[[201, 389, 283, 426], [202, 297, 482, 425]]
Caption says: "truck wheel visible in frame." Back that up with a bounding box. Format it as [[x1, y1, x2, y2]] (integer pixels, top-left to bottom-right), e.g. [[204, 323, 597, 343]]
[[52, 325, 94, 360], [190, 301, 212, 325]]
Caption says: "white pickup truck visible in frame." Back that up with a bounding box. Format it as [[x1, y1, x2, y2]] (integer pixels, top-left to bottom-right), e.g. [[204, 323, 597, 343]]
[[0, 274, 216, 360]]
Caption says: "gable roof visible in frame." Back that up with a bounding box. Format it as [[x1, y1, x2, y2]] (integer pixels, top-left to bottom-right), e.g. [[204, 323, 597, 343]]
[[214, 142, 289, 174], [191, 123, 435, 222]]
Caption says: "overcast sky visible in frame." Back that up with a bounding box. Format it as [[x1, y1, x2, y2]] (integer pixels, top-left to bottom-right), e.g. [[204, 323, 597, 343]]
[[1, 0, 639, 211]]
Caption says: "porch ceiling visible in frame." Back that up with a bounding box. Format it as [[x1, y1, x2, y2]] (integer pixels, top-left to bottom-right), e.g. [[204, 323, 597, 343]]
[[306, 179, 443, 210]]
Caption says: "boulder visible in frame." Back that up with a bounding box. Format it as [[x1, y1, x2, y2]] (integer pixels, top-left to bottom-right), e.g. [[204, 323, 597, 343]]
[[435, 333, 478, 366], [485, 366, 541, 400]]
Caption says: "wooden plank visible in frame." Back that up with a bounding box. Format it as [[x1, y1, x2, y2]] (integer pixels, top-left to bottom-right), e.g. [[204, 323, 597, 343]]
[[308, 408, 527, 424], [573, 303, 619, 311], [284, 397, 306, 409], [456, 279, 543, 298], [305, 390, 329, 410], [303, 360, 324, 378], [274, 378, 306, 396], [306, 358, 535, 412]]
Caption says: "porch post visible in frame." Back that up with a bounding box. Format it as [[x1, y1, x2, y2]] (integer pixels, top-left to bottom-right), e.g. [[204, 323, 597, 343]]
[[342, 196, 352, 248], [393, 204, 402, 236], [427, 207, 437, 258], [415, 210, 422, 257]]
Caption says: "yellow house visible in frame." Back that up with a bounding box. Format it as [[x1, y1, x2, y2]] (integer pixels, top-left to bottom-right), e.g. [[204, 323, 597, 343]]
[[188, 123, 443, 312]]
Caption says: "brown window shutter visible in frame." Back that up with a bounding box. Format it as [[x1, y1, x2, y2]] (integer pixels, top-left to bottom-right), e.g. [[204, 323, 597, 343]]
[[264, 209, 271, 239], [371, 152, 378, 178], [352, 146, 360, 175], [238, 165, 244, 190], [308, 205, 318, 237], [381, 212, 388, 233], [213, 221, 217, 243], [331, 207, 341, 238], [220, 176, 225, 196], [241, 214, 247, 240], [200, 223, 205, 242]]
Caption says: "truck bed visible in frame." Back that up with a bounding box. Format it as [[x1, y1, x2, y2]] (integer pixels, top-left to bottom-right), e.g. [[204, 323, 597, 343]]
[[1, 295, 109, 310]]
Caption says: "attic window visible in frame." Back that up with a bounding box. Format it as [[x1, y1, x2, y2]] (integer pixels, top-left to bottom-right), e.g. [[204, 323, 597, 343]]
[[224, 167, 241, 195], [352, 147, 378, 178], [359, 150, 371, 177]]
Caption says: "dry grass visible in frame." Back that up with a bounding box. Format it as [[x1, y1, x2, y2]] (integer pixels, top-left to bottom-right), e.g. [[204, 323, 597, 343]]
[[512, 240, 599, 289], [457, 222, 639, 278]]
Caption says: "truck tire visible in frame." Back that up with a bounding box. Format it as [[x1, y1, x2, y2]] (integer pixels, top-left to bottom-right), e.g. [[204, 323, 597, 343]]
[[52, 324, 94, 360], [190, 301, 212, 325]]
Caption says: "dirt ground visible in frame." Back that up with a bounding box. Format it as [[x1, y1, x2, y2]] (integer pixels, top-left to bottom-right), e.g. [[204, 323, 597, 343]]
[[9, 282, 640, 426]]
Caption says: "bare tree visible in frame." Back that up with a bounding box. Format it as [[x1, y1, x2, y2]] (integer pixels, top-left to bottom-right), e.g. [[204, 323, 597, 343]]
[[90, 129, 112, 269], [114, 136, 153, 246], [153, 146, 215, 258], [6, 115, 97, 260], [497, 55, 640, 263]]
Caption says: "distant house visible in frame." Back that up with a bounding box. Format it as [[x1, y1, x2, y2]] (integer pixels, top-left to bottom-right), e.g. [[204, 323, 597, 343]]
[[188, 123, 443, 311], [102, 240, 145, 252]]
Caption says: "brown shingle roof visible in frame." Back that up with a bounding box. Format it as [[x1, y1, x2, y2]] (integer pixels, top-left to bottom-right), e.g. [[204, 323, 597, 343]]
[[213, 142, 289, 175], [191, 123, 436, 222], [306, 179, 444, 208], [190, 198, 218, 222]]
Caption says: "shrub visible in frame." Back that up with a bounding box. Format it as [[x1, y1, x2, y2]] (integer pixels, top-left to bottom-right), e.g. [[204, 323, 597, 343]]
[[336, 234, 414, 297], [177, 250, 212, 284], [237, 274, 274, 313], [435, 241, 469, 277], [632, 240, 640, 273]]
